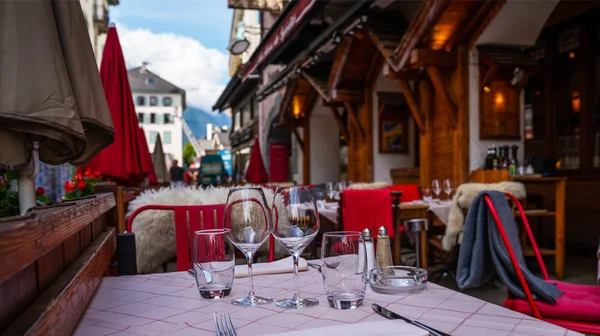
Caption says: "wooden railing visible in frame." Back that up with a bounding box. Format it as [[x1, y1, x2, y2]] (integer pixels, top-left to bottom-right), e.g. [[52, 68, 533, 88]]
[[0, 193, 117, 336]]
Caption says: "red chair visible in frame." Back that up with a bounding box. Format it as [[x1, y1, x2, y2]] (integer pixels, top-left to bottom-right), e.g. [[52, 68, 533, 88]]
[[485, 192, 600, 335], [127, 204, 226, 272], [387, 184, 421, 202]]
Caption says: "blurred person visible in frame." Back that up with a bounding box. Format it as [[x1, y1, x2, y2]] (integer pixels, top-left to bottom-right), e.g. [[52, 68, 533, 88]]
[[169, 159, 185, 188]]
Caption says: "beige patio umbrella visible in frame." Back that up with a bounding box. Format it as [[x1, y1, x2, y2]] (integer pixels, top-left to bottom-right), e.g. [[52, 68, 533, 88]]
[[152, 134, 169, 184], [0, 1, 114, 212]]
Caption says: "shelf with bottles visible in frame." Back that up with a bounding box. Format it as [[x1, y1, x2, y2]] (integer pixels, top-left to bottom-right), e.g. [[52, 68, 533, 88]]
[[483, 144, 525, 176]]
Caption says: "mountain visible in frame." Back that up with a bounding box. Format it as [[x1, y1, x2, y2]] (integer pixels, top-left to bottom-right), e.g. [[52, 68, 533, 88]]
[[183, 106, 231, 143]]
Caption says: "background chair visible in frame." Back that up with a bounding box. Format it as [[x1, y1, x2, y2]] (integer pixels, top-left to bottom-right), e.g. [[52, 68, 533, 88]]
[[486, 193, 600, 335], [123, 204, 226, 274]]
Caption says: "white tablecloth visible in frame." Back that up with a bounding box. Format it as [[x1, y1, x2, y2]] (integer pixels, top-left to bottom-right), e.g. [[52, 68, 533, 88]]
[[74, 264, 583, 336]]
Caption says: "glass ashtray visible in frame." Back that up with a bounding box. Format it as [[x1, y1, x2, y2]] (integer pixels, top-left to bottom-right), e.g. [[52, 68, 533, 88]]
[[369, 266, 428, 294]]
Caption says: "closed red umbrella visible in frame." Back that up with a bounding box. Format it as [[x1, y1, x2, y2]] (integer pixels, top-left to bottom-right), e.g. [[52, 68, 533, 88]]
[[88, 26, 147, 186], [245, 137, 269, 183], [138, 127, 157, 185]]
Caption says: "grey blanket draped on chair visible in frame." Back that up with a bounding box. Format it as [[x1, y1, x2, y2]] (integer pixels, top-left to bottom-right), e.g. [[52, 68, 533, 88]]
[[456, 191, 563, 303]]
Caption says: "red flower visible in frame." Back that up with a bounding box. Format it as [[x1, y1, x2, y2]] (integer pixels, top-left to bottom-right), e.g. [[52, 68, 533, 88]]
[[85, 167, 92, 177], [90, 171, 101, 179], [75, 166, 85, 178], [77, 178, 86, 191], [64, 180, 75, 193], [36, 187, 45, 196]]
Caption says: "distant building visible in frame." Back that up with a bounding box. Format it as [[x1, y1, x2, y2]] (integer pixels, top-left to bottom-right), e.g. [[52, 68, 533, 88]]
[[128, 64, 186, 165], [79, 0, 119, 65]]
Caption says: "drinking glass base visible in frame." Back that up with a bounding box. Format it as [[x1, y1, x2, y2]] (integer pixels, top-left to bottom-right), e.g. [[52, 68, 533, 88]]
[[231, 295, 273, 307], [275, 298, 319, 309], [327, 296, 363, 310], [198, 288, 231, 299]]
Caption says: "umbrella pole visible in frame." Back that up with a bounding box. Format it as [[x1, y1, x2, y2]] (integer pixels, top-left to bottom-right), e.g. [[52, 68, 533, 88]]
[[17, 141, 40, 214], [17, 171, 35, 214]]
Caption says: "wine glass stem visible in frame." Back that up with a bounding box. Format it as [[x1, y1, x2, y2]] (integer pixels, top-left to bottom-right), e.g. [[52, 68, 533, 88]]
[[292, 254, 301, 301], [246, 253, 256, 299]]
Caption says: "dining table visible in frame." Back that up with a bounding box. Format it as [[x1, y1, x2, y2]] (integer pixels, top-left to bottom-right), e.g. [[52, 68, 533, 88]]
[[73, 263, 582, 336]]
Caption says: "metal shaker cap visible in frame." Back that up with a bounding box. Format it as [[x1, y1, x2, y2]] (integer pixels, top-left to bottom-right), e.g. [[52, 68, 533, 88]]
[[362, 228, 372, 239], [378, 226, 388, 237]]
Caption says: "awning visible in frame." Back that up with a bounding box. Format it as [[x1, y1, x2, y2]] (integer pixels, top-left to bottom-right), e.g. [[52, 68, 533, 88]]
[[256, 0, 371, 100], [240, 0, 325, 81], [212, 71, 259, 112]]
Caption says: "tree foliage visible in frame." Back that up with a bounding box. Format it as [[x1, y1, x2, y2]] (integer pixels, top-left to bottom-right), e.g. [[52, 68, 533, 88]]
[[183, 143, 196, 165]]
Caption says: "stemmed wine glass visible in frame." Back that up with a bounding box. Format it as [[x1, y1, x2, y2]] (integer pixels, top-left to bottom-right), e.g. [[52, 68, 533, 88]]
[[442, 179, 452, 199], [431, 179, 441, 199], [224, 188, 273, 306], [336, 182, 344, 199], [272, 186, 320, 309], [326, 182, 336, 201]]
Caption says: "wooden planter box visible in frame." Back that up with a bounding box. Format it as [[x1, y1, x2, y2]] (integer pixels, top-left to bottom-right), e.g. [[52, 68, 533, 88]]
[[0, 193, 117, 335]]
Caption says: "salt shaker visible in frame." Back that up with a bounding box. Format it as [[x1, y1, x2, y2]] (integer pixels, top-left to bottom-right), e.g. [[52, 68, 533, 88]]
[[358, 228, 376, 278], [376, 226, 393, 274]]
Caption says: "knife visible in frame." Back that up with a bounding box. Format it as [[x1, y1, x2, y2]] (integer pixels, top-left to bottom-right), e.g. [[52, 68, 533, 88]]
[[372, 304, 451, 336]]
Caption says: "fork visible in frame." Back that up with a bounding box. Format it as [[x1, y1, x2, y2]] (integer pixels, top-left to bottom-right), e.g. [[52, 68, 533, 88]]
[[214, 313, 237, 336]]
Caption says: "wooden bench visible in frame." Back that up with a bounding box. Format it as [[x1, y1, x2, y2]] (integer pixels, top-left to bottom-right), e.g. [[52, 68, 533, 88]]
[[0, 192, 117, 336]]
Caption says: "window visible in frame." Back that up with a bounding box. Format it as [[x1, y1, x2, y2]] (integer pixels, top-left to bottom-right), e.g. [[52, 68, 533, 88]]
[[150, 113, 157, 124], [233, 112, 241, 131], [149, 96, 158, 106], [242, 104, 251, 126], [164, 113, 173, 124], [149, 131, 158, 144], [156, 114, 163, 124], [162, 97, 173, 106], [163, 131, 171, 144], [137, 112, 145, 123], [136, 96, 146, 106]]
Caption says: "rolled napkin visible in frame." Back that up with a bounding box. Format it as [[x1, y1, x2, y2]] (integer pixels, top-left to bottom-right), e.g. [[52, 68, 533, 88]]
[[234, 256, 308, 278], [268, 320, 428, 336]]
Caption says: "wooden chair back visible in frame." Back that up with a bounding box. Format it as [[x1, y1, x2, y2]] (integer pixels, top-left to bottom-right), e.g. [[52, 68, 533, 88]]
[[126, 204, 226, 272], [0, 193, 116, 336]]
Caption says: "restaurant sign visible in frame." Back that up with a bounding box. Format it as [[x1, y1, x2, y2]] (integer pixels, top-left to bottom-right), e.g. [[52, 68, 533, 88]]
[[241, 0, 316, 81]]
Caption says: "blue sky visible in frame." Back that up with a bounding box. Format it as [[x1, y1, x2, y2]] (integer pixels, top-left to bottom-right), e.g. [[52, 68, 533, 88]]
[[111, 0, 232, 52], [111, 0, 233, 111]]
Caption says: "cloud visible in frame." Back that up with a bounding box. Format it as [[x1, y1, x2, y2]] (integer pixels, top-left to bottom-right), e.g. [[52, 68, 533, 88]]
[[115, 24, 229, 111]]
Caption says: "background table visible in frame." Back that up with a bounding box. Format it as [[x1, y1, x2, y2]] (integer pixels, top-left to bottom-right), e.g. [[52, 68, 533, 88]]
[[74, 267, 582, 336]]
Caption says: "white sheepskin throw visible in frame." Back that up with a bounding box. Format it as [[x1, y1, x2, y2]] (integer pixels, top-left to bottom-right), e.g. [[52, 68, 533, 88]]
[[127, 186, 290, 274], [442, 181, 526, 251], [347, 181, 390, 190]]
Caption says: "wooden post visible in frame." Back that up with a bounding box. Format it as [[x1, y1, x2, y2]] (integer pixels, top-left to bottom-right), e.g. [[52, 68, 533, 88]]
[[453, 45, 470, 184], [555, 178, 566, 279], [426, 66, 457, 129], [397, 78, 425, 135], [418, 79, 434, 187], [303, 120, 310, 185]]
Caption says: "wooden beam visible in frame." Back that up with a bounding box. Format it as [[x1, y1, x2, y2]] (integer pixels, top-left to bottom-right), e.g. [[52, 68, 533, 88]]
[[290, 126, 304, 152], [303, 117, 310, 185], [410, 49, 456, 69], [453, 45, 470, 184], [418, 79, 434, 187], [331, 89, 364, 103], [329, 106, 349, 141], [343, 101, 365, 138], [327, 36, 354, 97], [426, 66, 457, 129], [479, 64, 498, 91], [391, 0, 451, 72], [278, 78, 298, 122], [397, 78, 426, 135], [302, 73, 330, 102], [3, 229, 116, 336]]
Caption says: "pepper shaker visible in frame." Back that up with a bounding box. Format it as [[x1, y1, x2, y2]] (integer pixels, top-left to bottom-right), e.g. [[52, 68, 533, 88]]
[[376, 226, 393, 274]]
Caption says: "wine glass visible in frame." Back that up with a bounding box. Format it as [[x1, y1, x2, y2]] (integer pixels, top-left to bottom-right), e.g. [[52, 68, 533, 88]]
[[442, 179, 452, 199], [336, 182, 344, 200], [272, 186, 320, 309], [431, 179, 441, 198], [326, 182, 335, 201], [422, 188, 432, 203], [224, 187, 273, 306]]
